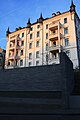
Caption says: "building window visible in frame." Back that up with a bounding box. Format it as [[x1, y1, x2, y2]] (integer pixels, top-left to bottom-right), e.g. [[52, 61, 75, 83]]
[[36, 51, 39, 58], [37, 25, 40, 29], [17, 41, 20, 46], [15, 60, 18, 66], [66, 50, 70, 58], [30, 27, 33, 31], [29, 62, 32, 66], [30, 34, 32, 39], [46, 33, 48, 39], [64, 18, 67, 24], [21, 41, 24, 46], [36, 41, 39, 47], [46, 24, 48, 29], [37, 31, 40, 37], [46, 43, 48, 51], [10, 43, 12, 47], [65, 38, 69, 46], [9, 52, 11, 57], [20, 60, 23, 66], [29, 43, 32, 49], [8, 62, 10, 66], [29, 53, 32, 59], [16, 51, 18, 56], [36, 61, 39, 66], [53, 41, 56, 46], [21, 50, 23, 56], [64, 27, 68, 34], [54, 53, 57, 59], [22, 33, 24, 37], [53, 30, 56, 34]]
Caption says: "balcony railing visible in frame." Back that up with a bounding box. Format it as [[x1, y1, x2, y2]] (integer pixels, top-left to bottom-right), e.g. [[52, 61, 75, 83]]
[[49, 22, 58, 30], [8, 56, 14, 60], [9, 46, 15, 50], [49, 33, 62, 41], [49, 22, 62, 30], [49, 33, 58, 41], [10, 39, 15, 42], [48, 45, 60, 52], [16, 45, 21, 50], [49, 57, 60, 65], [15, 55, 20, 60]]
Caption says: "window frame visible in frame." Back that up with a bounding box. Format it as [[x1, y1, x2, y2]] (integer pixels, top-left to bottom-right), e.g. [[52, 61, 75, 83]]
[[37, 25, 40, 29], [65, 38, 69, 46], [46, 33, 48, 39], [36, 41, 39, 47], [21, 50, 23, 56], [64, 27, 68, 35], [29, 62, 32, 66], [64, 18, 67, 24], [46, 43, 48, 51], [16, 51, 18, 56], [22, 33, 24, 38], [46, 24, 48, 29], [8, 61, 10, 66], [37, 31, 40, 37], [20, 59, 23, 66], [30, 27, 33, 31], [21, 41, 24, 46], [29, 43, 32, 49], [29, 53, 32, 59], [36, 61, 39, 66], [36, 51, 39, 58], [30, 34, 33, 39]]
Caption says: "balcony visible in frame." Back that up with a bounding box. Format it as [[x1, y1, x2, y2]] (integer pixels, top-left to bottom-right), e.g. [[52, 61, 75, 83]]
[[10, 39, 15, 42], [49, 57, 60, 65], [8, 56, 14, 60], [49, 33, 62, 41], [16, 45, 21, 50], [49, 33, 58, 41], [9, 46, 15, 50], [49, 22, 58, 31], [48, 45, 60, 52], [15, 55, 20, 60], [49, 22, 62, 31]]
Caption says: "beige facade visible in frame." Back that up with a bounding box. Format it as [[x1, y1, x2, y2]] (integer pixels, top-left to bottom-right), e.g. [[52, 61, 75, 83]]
[[5, 1, 80, 69]]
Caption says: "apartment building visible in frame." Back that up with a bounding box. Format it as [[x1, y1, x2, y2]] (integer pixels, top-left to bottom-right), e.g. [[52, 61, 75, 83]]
[[5, 1, 80, 69]]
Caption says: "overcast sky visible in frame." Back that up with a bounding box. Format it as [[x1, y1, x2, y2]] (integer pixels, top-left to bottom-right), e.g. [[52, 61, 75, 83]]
[[0, 0, 80, 49]]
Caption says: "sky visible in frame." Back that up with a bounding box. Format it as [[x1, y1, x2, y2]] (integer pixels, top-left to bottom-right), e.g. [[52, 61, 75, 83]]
[[0, 0, 80, 49]]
